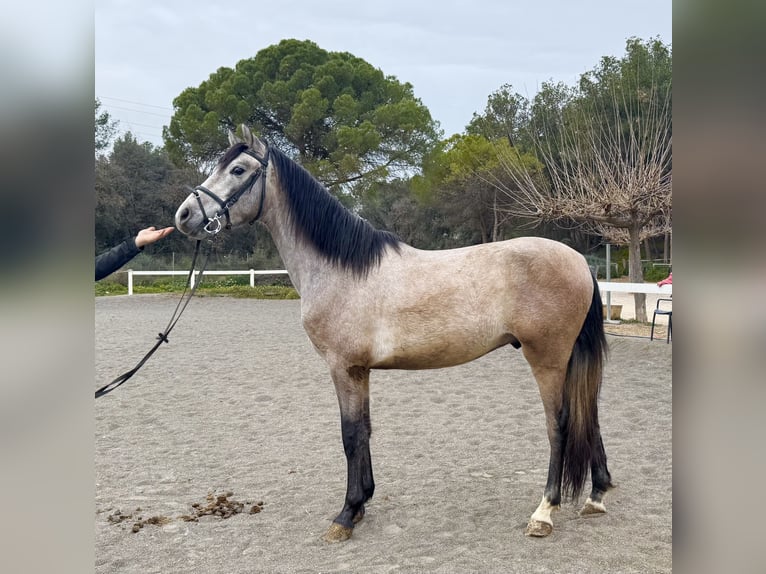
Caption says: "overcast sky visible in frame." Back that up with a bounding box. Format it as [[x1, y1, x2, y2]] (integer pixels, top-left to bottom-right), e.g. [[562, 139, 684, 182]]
[[95, 0, 671, 147]]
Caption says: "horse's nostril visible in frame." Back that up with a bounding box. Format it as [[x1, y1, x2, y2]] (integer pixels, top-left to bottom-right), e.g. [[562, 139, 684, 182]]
[[178, 207, 190, 223]]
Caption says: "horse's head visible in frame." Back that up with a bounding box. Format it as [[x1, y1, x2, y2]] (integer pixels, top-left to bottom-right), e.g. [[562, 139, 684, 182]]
[[175, 125, 270, 239]]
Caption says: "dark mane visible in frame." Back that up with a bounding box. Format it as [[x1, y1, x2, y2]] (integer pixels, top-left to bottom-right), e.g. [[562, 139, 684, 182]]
[[268, 146, 401, 275]]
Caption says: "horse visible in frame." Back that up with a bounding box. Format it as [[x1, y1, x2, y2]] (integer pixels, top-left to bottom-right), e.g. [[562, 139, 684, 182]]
[[174, 125, 613, 542]]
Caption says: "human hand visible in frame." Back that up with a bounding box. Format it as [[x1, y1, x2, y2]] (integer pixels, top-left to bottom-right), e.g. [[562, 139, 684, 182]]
[[135, 226, 175, 248]]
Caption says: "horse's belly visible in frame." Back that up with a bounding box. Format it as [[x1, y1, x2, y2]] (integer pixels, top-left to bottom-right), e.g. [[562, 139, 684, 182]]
[[369, 330, 515, 370]]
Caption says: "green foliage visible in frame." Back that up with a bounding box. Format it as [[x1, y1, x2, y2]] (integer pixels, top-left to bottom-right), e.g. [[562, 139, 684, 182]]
[[642, 262, 671, 282], [466, 84, 529, 145], [95, 133, 198, 255], [579, 37, 672, 110], [94, 279, 299, 299], [583, 254, 624, 279], [575, 37, 672, 175], [164, 39, 440, 197], [95, 98, 118, 153], [412, 133, 544, 243], [415, 135, 507, 198], [584, 246, 669, 280], [359, 179, 457, 249], [525, 81, 578, 166], [94, 281, 128, 296]]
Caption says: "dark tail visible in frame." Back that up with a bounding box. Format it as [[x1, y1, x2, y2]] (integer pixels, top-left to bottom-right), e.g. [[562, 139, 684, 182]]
[[560, 273, 610, 500]]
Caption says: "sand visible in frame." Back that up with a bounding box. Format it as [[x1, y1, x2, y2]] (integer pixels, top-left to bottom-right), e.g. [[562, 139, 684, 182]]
[[95, 295, 672, 573]]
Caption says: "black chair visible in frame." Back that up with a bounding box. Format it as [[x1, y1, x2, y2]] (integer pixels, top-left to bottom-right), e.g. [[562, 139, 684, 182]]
[[650, 298, 672, 343]]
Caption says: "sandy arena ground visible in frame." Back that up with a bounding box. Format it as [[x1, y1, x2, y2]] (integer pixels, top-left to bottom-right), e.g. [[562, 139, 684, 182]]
[[95, 295, 672, 573]]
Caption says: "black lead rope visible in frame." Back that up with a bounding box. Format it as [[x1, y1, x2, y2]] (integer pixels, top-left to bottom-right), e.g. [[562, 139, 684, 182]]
[[95, 240, 211, 398]]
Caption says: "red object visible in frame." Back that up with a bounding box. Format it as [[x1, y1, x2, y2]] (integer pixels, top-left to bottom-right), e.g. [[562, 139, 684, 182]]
[[657, 272, 672, 287]]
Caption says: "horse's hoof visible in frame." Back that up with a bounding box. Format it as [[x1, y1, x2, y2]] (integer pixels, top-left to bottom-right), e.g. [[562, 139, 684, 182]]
[[580, 498, 606, 516], [323, 522, 353, 543], [524, 519, 553, 537]]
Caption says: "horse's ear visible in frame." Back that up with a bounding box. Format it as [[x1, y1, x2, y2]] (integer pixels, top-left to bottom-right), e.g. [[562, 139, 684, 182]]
[[240, 124, 267, 156], [241, 124, 254, 147], [227, 128, 240, 146]]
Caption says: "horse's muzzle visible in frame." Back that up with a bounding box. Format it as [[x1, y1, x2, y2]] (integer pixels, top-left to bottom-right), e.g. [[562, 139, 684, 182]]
[[175, 199, 206, 238]]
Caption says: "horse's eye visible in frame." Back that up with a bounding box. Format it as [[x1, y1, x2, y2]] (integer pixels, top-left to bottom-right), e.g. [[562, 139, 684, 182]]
[[231, 166, 245, 176]]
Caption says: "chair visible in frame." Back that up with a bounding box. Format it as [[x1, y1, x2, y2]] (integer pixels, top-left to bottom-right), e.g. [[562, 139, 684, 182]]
[[650, 298, 672, 343]]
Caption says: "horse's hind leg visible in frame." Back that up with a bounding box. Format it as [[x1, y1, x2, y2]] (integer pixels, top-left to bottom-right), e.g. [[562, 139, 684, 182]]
[[580, 429, 613, 515], [323, 365, 375, 543], [524, 363, 568, 537]]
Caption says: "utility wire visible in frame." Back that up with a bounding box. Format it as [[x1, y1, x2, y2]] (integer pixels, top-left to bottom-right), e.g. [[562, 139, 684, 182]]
[[104, 104, 170, 118], [99, 95, 173, 111]]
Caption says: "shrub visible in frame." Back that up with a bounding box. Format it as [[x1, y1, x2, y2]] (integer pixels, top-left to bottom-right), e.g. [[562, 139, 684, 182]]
[[643, 263, 671, 283]]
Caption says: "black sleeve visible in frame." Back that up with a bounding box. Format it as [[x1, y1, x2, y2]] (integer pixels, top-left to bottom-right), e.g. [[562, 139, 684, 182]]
[[95, 239, 142, 281]]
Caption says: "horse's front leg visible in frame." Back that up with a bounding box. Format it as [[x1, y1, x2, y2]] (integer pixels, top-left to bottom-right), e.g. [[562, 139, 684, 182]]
[[323, 365, 374, 543]]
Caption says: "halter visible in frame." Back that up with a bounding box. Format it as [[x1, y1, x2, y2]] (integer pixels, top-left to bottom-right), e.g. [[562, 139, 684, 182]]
[[193, 145, 270, 234]]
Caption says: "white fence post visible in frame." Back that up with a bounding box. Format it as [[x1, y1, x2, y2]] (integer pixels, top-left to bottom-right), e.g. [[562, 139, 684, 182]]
[[120, 269, 290, 296]]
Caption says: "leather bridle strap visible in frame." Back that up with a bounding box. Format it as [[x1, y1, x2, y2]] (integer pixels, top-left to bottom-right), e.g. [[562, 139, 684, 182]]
[[194, 172, 257, 233], [95, 239, 211, 398], [193, 145, 270, 235]]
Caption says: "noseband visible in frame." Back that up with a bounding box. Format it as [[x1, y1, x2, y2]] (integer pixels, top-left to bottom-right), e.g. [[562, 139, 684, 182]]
[[193, 145, 270, 234]]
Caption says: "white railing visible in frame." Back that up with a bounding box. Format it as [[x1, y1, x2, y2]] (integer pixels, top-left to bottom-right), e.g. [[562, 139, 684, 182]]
[[126, 269, 289, 295], [126, 272, 670, 299], [597, 281, 672, 295], [598, 281, 672, 324]]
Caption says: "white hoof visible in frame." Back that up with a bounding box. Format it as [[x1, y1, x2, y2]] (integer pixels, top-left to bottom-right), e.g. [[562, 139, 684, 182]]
[[580, 497, 606, 516], [525, 519, 553, 537]]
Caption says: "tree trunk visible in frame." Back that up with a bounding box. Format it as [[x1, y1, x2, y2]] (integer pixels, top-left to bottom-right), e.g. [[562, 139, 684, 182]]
[[628, 225, 647, 322], [479, 218, 489, 244], [664, 232, 671, 264]]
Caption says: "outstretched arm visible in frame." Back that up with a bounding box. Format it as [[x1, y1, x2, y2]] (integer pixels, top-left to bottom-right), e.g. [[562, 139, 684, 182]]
[[95, 227, 174, 281]]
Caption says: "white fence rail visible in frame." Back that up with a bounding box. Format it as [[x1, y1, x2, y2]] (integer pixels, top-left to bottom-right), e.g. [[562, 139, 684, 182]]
[[126, 269, 289, 295], [598, 281, 672, 323], [597, 281, 672, 295], [126, 271, 671, 299]]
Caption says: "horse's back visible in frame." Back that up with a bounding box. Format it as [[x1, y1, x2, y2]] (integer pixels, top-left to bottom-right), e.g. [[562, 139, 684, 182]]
[[393, 237, 593, 303]]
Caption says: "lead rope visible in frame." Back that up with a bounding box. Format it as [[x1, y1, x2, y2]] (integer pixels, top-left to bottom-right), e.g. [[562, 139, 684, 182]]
[[95, 239, 211, 398]]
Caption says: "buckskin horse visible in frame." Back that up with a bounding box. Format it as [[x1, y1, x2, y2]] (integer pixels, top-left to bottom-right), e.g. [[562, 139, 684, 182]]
[[174, 125, 612, 542]]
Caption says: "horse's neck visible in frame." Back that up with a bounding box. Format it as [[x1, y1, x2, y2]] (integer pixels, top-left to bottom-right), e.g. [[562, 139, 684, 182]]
[[260, 192, 325, 297]]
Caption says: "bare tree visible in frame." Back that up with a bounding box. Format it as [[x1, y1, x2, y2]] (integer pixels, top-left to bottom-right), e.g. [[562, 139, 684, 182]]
[[490, 83, 672, 322]]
